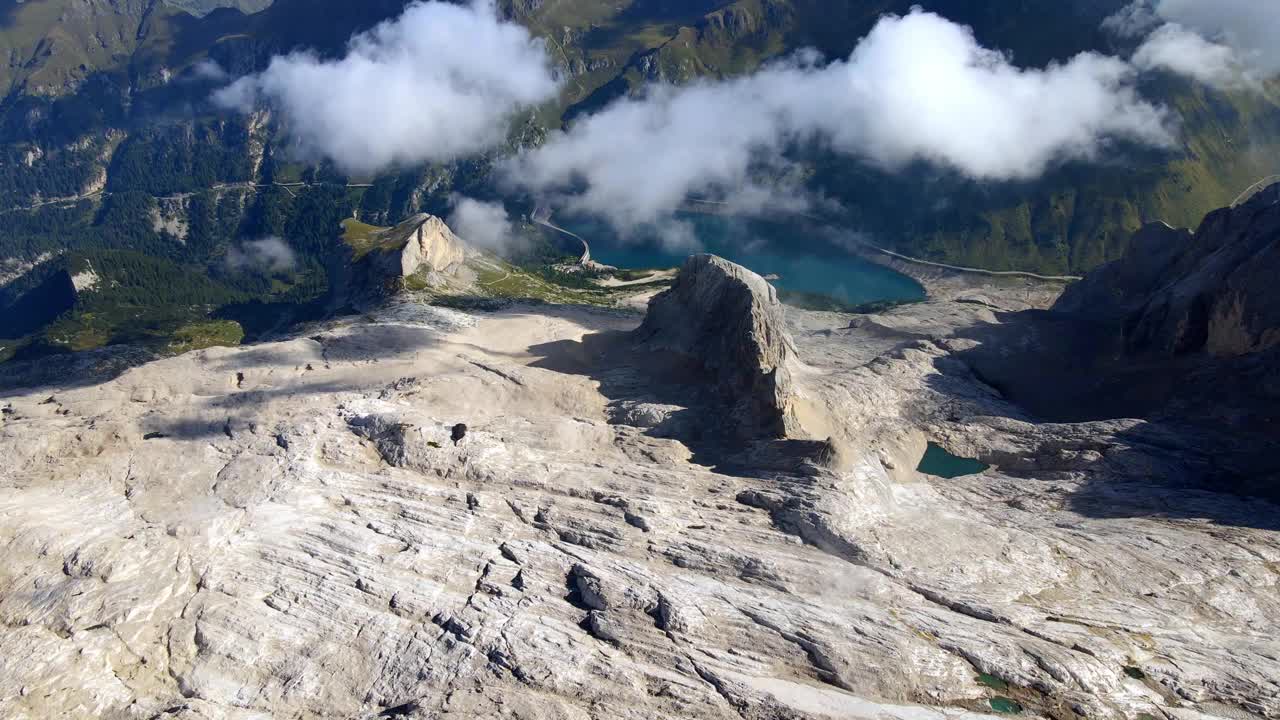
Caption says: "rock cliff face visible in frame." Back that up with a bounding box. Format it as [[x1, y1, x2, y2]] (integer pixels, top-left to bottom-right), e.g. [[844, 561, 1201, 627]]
[[395, 214, 469, 280], [1060, 187, 1280, 437], [346, 214, 474, 304], [1056, 185, 1280, 359], [633, 254, 798, 439], [947, 188, 1280, 496]]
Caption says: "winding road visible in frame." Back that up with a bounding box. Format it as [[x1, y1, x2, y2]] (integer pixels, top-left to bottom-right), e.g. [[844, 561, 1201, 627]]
[[866, 246, 1082, 282], [1231, 175, 1280, 208], [0, 180, 375, 216], [531, 206, 592, 263]]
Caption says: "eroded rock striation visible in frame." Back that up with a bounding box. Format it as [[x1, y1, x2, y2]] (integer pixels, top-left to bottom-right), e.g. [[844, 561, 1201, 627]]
[[1, 253, 1278, 720]]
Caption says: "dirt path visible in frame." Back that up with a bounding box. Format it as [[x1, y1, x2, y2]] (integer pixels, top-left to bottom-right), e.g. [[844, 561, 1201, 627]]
[[594, 269, 677, 287]]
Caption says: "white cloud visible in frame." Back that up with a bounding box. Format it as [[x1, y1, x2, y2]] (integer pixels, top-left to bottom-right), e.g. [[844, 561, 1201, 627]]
[[191, 59, 229, 83], [805, 12, 1172, 177], [506, 9, 1173, 230], [1154, 0, 1280, 76], [213, 0, 559, 174], [1102, 2, 1161, 38], [506, 78, 796, 231], [447, 197, 516, 253], [225, 237, 297, 273], [1132, 24, 1244, 88], [1111, 0, 1280, 87]]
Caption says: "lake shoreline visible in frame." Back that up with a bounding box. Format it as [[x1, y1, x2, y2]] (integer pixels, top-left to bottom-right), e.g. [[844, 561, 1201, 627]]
[[853, 243, 1074, 309], [554, 213, 929, 312]]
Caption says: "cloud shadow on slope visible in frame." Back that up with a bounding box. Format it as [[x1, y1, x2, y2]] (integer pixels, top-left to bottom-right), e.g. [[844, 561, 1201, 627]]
[[1, 318, 448, 443]]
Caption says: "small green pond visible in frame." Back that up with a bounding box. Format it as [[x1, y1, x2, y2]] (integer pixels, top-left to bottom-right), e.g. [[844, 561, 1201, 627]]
[[976, 674, 1009, 692], [917, 442, 990, 478], [989, 697, 1024, 714]]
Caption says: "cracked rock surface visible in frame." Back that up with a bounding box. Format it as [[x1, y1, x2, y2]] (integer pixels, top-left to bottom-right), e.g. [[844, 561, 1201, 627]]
[[1, 260, 1278, 720]]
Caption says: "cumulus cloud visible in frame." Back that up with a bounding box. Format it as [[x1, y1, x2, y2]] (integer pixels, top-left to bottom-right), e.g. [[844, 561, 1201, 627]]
[[1101, 1, 1162, 38], [225, 237, 297, 273], [1154, 0, 1280, 76], [506, 9, 1173, 230], [1132, 24, 1244, 87], [1110, 0, 1280, 87], [213, 0, 559, 174], [447, 197, 517, 253]]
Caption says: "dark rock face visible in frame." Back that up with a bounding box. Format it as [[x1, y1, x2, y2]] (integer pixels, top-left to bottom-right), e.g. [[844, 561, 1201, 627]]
[[1051, 187, 1280, 432], [0, 268, 77, 338], [1053, 222, 1193, 320], [969, 187, 1280, 497], [633, 254, 796, 439], [1057, 185, 1280, 359]]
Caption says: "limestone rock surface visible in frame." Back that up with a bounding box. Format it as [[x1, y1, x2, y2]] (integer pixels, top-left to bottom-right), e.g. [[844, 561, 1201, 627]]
[[396, 214, 469, 279], [0, 257, 1277, 720], [348, 214, 474, 304]]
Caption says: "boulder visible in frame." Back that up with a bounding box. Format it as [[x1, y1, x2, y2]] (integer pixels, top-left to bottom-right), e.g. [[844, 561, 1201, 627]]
[[348, 214, 472, 302]]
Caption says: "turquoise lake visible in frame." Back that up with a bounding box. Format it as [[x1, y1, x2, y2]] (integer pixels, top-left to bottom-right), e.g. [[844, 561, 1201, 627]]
[[557, 214, 926, 309]]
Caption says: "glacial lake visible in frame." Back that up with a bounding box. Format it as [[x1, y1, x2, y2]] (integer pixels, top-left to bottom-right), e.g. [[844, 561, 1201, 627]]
[[556, 213, 926, 310], [917, 442, 990, 479]]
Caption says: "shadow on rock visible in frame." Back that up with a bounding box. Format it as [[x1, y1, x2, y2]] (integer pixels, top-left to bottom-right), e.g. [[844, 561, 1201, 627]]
[[528, 255, 833, 479], [527, 330, 834, 478], [125, 319, 450, 441]]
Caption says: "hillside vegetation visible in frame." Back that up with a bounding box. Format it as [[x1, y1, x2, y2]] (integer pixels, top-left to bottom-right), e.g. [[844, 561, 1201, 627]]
[[2, 0, 1279, 357], [504, 0, 1280, 273]]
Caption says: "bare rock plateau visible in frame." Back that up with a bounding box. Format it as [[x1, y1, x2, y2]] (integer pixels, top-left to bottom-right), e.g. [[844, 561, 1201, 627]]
[[1, 225, 1278, 719]]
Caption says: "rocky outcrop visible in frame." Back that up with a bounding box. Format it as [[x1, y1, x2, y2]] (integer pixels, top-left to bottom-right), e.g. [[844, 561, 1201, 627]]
[[395, 213, 469, 279], [1056, 185, 1280, 358], [347, 214, 474, 303], [633, 254, 797, 439], [951, 188, 1280, 496], [1057, 186, 1280, 437], [1052, 222, 1189, 318]]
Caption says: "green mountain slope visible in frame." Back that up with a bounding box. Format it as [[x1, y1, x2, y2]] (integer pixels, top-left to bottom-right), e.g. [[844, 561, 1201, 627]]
[[0, 0, 276, 97], [2, 0, 1280, 359], [504, 0, 1280, 273]]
